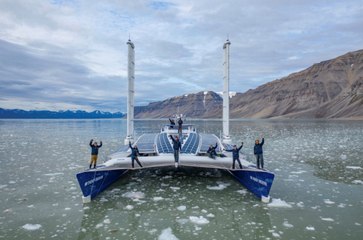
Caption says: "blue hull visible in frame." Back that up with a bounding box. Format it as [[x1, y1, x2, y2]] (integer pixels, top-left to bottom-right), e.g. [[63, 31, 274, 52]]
[[229, 169, 275, 199], [76, 169, 129, 199]]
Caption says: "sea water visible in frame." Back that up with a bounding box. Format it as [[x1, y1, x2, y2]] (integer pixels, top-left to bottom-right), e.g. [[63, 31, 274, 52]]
[[0, 119, 362, 240]]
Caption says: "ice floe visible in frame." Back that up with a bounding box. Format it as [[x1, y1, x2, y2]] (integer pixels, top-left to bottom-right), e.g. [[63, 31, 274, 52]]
[[346, 166, 362, 170], [158, 228, 179, 240], [320, 217, 334, 222], [177, 206, 186, 211], [189, 216, 209, 225], [324, 199, 335, 205], [153, 197, 164, 201], [206, 182, 230, 190], [305, 226, 315, 231], [283, 220, 294, 228], [352, 180, 363, 184], [267, 199, 292, 208], [22, 224, 42, 231], [122, 191, 145, 200], [125, 205, 134, 210]]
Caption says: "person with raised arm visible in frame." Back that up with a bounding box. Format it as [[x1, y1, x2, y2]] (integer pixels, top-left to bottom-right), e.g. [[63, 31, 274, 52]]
[[207, 142, 218, 159], [254, 137, 265, 169], [226, 142, 243, 169], [129, 141, 143, 168], [170, 135, 182, 167], [89, 139, 102, 169]]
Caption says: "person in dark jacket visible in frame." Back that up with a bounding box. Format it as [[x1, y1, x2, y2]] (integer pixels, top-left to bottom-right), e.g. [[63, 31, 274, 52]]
[[177, 118, 183, 134], [129, 141, 143, 168], [254, 138, 264, 169], [207, 143, 218, 159], [89, 139, 102, 169], [226, 142, 243, 169], [169, 118, 176, 129], [170, 135, 182, 167]]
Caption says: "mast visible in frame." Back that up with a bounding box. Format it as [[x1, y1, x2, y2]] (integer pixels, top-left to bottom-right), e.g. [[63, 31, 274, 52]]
[[125, 39, 135, 145], [222, 39, 231, 143]]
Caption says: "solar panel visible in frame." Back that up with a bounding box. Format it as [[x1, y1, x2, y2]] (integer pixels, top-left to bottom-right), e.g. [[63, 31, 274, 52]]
[[181, 133, 199, 154], [199, 134, 220, 153], [157, 133, 173, 153], [135, 134, 157, 153]]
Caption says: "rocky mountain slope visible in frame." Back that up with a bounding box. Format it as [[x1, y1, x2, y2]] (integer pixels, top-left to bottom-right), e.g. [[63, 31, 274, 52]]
[[135, 50, 363, 119]]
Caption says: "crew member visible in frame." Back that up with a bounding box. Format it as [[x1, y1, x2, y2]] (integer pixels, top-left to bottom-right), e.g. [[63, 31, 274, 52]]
[[89, 139, 102, 169], [226, 142, 243, 169], [129, 141, 143, 168], [170, 135, 182, 167], [254, 138, 265, 169], [207, 143, 218, 159], [169, 118, 176, 129]]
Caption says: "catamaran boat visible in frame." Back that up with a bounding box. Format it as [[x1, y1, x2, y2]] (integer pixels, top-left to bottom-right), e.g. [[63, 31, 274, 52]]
[[76, 39, 275, 203]]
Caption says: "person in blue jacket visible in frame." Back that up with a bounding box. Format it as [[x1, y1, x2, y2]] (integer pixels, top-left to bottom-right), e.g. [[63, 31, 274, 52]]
[[89, 139, 102, 169], [254, 138, 264, 169], [207, 143, 218, 159], [170, 135, 182, 167], [226, 142, 243, 169], [129, 141, 143, 168]]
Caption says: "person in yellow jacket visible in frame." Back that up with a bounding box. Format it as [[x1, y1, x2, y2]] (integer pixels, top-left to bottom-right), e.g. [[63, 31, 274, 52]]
[[89, 139, 102, 169]]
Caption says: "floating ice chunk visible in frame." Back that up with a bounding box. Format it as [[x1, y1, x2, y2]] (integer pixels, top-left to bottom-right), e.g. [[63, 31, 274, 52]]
[[158, 228, 179, 240], [236, 189, 247, 194], [9, 181, 16, 184], [272, 232, 281, 238], [0, 185, 8, 189], [122, 191, 145, 199], [189, 216, 209, 225], [355, 222, 361, 226], [177, 206, 186, 211], [125, 205, 134, 210], [320, 217, 334, 222], [64, 208, 71, 211], [95, 223, 103, 229], [340, 154, 347, 160], [22, 224, 41, 231], [268, 199, 292, 208], [170, 187, 180, 191], [158, 228, 178, 240], [103, 219, 111, 224], [207, 182, 230, 190], [44, 173, 64, 176], [346, 166, 361, 170], [153, 197, 163, 201], [206, 213, 215, 218], [305, 226, 315, 231], [296, 202, 304, 208], [290, 170, 307, 174], [324, 199, 335, 205], [352, 180, 363, 184], [283, 221, 294, 228]]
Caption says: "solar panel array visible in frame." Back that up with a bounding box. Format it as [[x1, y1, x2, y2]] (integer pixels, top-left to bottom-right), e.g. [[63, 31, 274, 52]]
[[199, 134, 220, 153], [135, 134, 157, 153], [157, 133, 173, 153], [181, 133, 199, 154]]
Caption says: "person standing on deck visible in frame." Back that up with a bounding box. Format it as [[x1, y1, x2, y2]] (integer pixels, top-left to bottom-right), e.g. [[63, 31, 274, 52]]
[[177, 118, 183, 134], [169, 118, 176, 129], [207, 143, 218, 159], [254, 138, 265, 169], [226, 142, 243, 169], [129, 141, 143, 168], [170, 135, 182, 167], [89, 139, 102, 169]]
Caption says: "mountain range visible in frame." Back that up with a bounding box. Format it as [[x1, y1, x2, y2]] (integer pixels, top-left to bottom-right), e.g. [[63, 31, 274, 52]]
[[0, 108, 124, 119], [135, 49, 363, 119]]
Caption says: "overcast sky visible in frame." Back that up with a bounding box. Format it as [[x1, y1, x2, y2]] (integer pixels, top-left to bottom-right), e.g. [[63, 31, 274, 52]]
[[0, 0, 362, 112]]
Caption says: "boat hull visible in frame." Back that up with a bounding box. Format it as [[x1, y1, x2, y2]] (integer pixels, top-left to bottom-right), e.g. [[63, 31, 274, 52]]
[[229, 169, 275, 199], [76, 169, 129, 199]]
